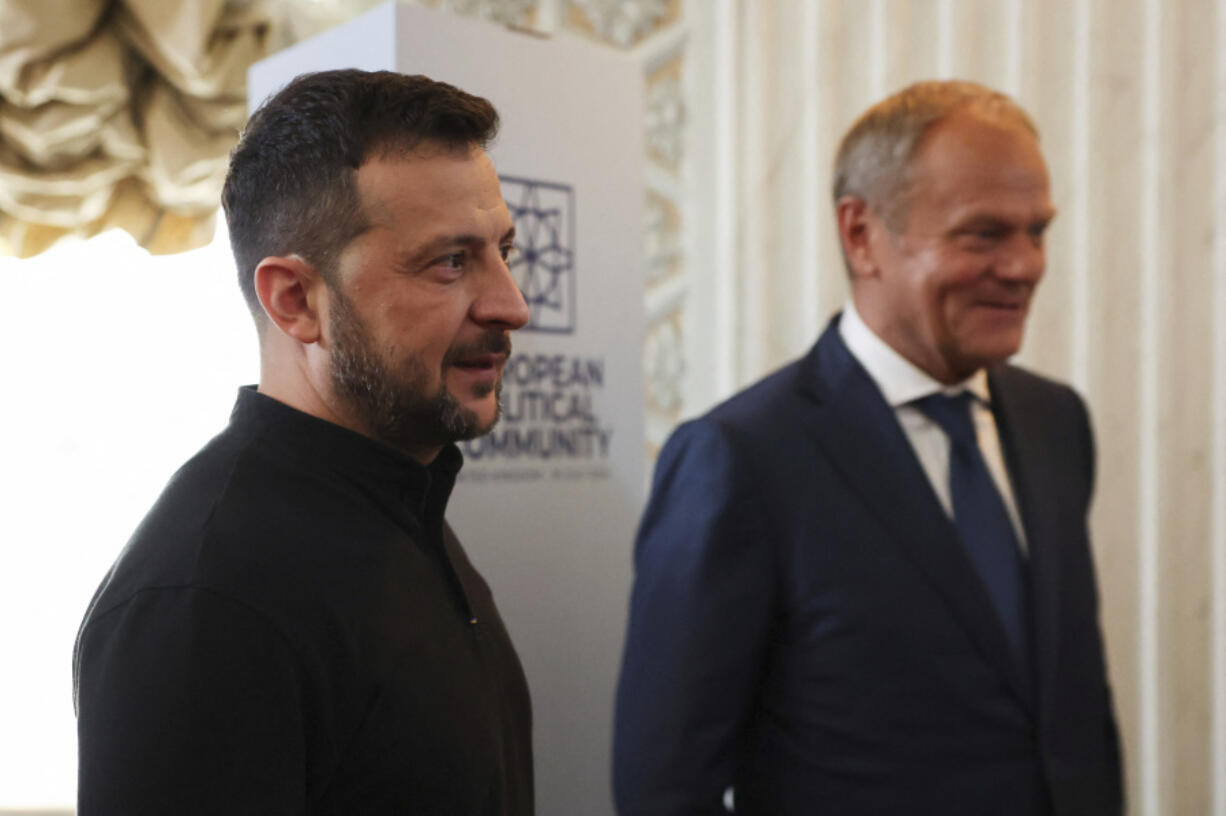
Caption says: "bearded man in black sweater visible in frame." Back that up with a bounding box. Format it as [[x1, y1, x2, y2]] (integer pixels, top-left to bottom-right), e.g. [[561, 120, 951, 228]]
[[73, 69, 534, 814]]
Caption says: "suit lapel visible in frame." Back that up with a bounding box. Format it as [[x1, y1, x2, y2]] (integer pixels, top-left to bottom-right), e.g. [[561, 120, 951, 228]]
[[798, 322, 1035, 712], [989, 367, 1063, 720]]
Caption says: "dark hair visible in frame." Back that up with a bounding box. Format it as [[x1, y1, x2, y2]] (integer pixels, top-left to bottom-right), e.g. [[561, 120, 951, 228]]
[[222, 69, 500, 320]]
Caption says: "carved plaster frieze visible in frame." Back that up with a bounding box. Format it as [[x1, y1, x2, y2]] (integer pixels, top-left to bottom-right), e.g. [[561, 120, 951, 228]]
[[564, 0, 678, 48], [427, 0, 541, 27], [645, 188, 682, 284], [645, 53, 684, 171], [644, 305, 685, 451]]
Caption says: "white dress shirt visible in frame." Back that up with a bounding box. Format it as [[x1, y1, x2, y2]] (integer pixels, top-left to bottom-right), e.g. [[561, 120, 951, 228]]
[[838, 301, 1028, 552]]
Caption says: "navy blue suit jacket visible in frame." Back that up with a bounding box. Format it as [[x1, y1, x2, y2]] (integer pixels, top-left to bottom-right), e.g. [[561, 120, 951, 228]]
[[614, 319, 1122, 815]]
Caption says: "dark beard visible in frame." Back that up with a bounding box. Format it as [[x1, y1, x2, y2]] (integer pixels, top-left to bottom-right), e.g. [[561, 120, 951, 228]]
[[327, 284, 508, 454]]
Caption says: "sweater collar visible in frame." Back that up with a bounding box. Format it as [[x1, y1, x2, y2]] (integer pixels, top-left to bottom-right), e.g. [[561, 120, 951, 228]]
[[228, 386, 462, 521]]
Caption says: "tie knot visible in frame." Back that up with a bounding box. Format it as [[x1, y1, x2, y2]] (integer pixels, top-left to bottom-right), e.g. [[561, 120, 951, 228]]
[[912, 391, 978, 448]]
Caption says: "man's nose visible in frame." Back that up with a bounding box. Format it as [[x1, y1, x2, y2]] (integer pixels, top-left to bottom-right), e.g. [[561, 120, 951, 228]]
[[997, 234, 1045, 283], [473, 254, 531, 330]]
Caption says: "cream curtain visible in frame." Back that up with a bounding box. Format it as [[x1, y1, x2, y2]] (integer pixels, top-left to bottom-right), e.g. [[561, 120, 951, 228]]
[[0, 0, 271, 257], [0, 0, 673, 259]]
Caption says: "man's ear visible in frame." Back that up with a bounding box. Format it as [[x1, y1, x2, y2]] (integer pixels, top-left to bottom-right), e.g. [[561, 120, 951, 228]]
[[253, 255, 325, 344], [835, 195, 880, 281]]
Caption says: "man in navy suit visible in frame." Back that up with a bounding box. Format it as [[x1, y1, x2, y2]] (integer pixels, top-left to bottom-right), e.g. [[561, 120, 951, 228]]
[[614, 80, 1122, 815]]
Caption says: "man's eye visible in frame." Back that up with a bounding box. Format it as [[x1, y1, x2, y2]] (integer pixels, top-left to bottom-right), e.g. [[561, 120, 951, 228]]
[[436, 253, 464, 270], [500, 243, 518, 262]]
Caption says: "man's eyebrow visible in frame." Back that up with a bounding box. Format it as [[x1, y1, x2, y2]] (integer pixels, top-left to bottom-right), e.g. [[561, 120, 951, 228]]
[[403, 229, 517, 266], [952, 207, 1059, 229]]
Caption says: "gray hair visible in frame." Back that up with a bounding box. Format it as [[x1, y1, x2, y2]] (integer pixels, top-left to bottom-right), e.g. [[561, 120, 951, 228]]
[[832, 80, 1039, 229]]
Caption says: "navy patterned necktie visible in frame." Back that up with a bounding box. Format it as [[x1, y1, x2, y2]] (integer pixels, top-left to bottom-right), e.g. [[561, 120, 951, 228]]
[[913, 392, 1030, 663]]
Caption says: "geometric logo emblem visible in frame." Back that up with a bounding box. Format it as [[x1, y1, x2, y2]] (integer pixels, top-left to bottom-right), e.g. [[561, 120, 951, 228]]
[[500, 176, 576, 333]]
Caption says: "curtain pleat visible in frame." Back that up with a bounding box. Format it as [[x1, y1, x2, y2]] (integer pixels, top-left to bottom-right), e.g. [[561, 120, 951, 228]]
[[0, 0, 271, 257]]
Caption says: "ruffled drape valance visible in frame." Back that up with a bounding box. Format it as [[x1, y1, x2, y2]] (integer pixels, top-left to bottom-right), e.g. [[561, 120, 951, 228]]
[[0, 0, 272, 256]]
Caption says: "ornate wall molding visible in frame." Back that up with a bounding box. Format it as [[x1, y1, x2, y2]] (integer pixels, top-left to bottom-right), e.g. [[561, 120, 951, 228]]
[[431, 0, 540, 27], [565, 0, 678, 48]]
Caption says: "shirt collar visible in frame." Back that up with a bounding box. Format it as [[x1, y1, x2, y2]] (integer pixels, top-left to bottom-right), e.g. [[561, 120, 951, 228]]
[[838, 300, 989, 407]]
